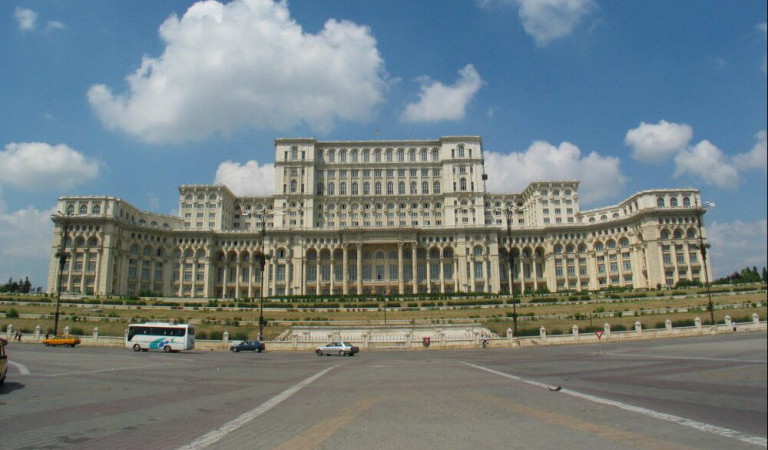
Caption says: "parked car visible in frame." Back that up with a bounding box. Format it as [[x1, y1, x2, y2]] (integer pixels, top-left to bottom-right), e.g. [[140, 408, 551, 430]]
[[0, 338, 7, 385], [42, 335, 81, 347], [315, 341, 359, 357], [230, 340, 265, 353]]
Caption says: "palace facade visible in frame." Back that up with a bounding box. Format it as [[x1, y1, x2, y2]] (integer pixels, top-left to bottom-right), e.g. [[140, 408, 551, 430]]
[[47, 136, 712, 298]]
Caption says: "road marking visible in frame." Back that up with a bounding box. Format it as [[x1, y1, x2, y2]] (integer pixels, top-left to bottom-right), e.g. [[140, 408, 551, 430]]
[[464, 391, 695, 450], [271, 396, 378, 450], [607, 353, 766, 364], [463, 362, 767, 448], [177, 365, 337, 450], [9, 361, 30, 375]]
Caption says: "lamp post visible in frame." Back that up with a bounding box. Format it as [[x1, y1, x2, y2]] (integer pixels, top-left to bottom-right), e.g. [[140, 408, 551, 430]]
[[692, 202, 716, 324], [498, 204, 525, 337], [51, 211, 74, 336], [256, 211, 270, 341]]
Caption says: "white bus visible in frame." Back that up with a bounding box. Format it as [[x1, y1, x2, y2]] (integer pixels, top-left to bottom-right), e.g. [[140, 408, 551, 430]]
[[126, 323, 195, 352]]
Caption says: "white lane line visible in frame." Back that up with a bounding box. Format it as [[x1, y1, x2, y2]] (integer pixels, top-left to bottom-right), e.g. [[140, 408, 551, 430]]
[[463, 362, 767, 448], [178, 365, 337, 450], [9, 361, 30, 375], [606, 353, 766, 364]]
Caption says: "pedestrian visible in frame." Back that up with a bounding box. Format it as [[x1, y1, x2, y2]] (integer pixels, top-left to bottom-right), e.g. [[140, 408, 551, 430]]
[[732, 321, 737, 332], [15, 330, 22, 341]]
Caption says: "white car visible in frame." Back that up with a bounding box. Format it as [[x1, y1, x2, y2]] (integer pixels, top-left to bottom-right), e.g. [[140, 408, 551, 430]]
[[315, 341, 359, 357]]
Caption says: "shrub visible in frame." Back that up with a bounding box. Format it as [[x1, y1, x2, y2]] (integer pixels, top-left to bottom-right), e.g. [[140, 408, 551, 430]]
[[209, 330, 224, 340], [196, 330, 208, 340], [5, 308, 19, 318]]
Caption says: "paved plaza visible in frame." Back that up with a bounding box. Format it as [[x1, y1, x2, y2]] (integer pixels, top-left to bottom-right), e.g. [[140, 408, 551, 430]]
[[1, 332, 765, 449]]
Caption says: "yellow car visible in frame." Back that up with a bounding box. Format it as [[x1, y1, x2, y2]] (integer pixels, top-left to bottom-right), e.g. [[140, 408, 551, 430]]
[[42, 335, 81, 347]]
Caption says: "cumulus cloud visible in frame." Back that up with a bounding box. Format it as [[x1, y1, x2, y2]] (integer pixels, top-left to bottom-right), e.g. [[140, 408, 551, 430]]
[[88, 0, 387, 143], [14, 7, 37, 31], [673, 140, 739, 189], [481, 0, 596, 46], [733, 130, 767, 172], [0, 142, 100, 191], [401, 65, 484, 123], [625, 120, 693, 163], [707, 219, 767, 278], [485, 140, 627, 205], [0, 142, 99, 190], [214, 160, 275, 196], [0, 188, 56, 286]]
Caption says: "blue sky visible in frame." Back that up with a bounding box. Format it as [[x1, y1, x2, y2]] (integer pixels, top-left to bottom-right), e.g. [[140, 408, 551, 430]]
[[1, 0, 766, 288]]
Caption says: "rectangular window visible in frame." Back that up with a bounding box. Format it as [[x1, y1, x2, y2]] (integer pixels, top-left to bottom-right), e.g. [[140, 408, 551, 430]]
[[474, 261, 483, 279]]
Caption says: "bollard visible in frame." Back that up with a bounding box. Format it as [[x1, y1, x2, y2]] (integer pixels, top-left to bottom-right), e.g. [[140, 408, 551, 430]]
[[572, 324, 579, 337], [539, 326, 547, 340], [92, 327, 100, 343], [694, 317, 702, 331], [35, 325, 42, 341], [7, 324, 14, 340], [753, 313, 760, 325], [665, 319, 672, 333], [724, 316, 732, 331], [634, 321, 642, 336], [603, 323, 611, 337], [222, 331, 229, 349], [63, 325, 70, 335]]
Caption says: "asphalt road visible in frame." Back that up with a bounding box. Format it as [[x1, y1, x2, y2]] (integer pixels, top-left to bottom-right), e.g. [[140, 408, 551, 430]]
[[1, 332, 766, 450]]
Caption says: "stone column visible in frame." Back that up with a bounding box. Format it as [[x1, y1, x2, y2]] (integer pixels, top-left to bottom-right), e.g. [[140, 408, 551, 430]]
[[397, 243, 404, 294], [342, 244, 349, 295], [356, 244, 363, 295], [411, 246, 418, 294], [316, 255, 321, 295], [426, 252, 432, 293]]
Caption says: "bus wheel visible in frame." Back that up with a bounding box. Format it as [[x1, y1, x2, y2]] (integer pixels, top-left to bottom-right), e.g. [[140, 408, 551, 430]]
[[133, 344, 141, 352], [164, 345, 172, 353]]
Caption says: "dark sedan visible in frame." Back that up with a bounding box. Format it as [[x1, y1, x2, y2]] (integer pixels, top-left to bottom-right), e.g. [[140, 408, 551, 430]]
[[230, 340, 266, 353]]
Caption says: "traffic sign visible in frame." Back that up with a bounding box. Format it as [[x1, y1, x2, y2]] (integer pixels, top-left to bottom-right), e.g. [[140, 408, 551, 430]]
[[422, 337, 431, 347], [595, 330, 604, 340]]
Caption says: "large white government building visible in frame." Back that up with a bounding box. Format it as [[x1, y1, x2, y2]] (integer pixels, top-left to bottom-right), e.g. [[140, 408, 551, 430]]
[[47, 136, 712, 298]]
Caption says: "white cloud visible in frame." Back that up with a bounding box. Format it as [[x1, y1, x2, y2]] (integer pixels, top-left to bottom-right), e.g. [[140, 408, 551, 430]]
[[0, 189, 55, 287], [214, 160, 275, 196], [88, 0, 387, 143], [0, 142, 100, 191], [46, 21, 66, 30], [707, 219, 767, 278], [673, 140, 739, 189], [625, 120, 693, 163], [14, 7, 37, 31], [482, 0, 597, 46], [485, 140, 627, 205], [401, 65, 484, 123], [733, 130, 767, 172]]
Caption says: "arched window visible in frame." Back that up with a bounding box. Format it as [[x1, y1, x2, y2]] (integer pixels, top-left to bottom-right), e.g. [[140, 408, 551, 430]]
[[290, 180, 297, 193], [670, 197, 679, 207], [686, 229, 696, 239], [594, 242, 604, 251], [409, 149, 416, 162], [398, 149, 405, 162], [92, 204, 101, 214], [460, 178, 467, 191], [619, 237, 629, 247], [554, 244, 563, 254], [432, 149, 439, 161], [422, 181, 429, 194], [327, 150, 335, 162], [386, 149, 393, 162], [433, 181, 441, 194], [565, 244, 574, 253], [660, 229, 670, 240], [421, 148, 428, 161], [607, 240, 616, 249], [673, 229, 683, 239], [88, 237, 99, 247], [184, 248, 194, 258], [375, 182, 382, 195], [339, 149, 347, 162], [578, 244, 587, 253], [410, 182, 417, 194], [374, 149, 382, 162], [363, 182, 370, 195], [362, 149, 370, 162], [387, 182, 393, 195], [351, 149, 358, 162], [327, 182, 335, 195], [458, 145, 465, 157], [317, 183, 324, 195], [79, 204, 88, 215], [398, 182, 405, 195], [291, 146, 298, 160], [130, 244, 139, 254], [66, 204, 75, 215], [340, 182, 347, 195], [351, 182, 359, 195], [657, 197, 665, 208], [683, 197, 691, 207]]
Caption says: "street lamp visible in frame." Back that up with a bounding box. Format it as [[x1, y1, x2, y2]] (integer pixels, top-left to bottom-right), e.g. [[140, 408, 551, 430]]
[[51, 211, 74, 336], [692, 201, 716, 324], [252, 208, 282, 341], [497, 204, 525, 337]]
